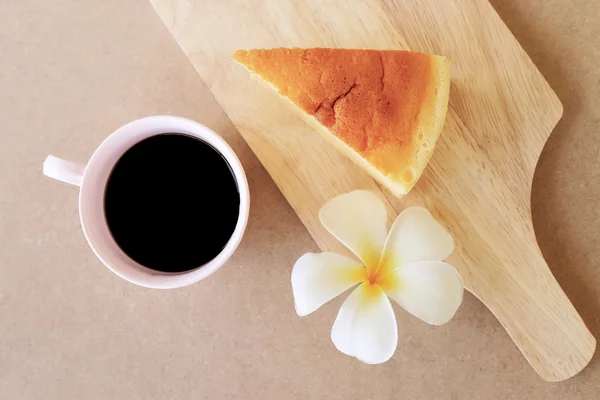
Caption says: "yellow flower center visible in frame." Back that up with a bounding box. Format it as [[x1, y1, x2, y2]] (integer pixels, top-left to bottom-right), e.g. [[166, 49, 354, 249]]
[[360, 256, 398, 294]]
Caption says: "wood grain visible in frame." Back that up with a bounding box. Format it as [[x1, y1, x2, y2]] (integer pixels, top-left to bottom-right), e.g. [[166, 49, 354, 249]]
[[149, 0, 595, 381]]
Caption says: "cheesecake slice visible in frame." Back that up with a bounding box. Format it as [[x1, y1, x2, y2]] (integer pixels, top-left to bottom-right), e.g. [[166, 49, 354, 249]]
[[233, 48, 450, 196]]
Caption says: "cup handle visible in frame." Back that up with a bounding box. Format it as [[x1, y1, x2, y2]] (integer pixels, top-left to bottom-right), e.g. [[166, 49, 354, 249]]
[[43, 155, 86, 187]]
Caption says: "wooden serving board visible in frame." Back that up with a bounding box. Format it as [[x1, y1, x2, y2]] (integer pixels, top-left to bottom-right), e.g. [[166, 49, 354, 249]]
[[150, 0, 595, 381]]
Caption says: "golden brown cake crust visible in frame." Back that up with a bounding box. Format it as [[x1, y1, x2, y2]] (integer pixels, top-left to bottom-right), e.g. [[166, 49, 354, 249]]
[[233, 48, 450, 194]]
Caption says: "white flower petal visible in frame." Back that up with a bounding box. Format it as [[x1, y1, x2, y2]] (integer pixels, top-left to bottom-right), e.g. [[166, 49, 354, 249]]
[[331, 284, 398, 364], [386, 261, 463, 325], [381, 207, 454, 268], [319, 190, 388, 269], [291, 252, 364, 316]]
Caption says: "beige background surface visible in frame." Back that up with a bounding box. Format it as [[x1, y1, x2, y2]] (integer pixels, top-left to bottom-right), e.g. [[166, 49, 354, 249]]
[[0, 0, 598, 399]]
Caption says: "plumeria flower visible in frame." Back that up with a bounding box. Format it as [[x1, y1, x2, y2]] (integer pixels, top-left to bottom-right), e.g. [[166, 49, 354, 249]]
[[291, 190, 463, 364]]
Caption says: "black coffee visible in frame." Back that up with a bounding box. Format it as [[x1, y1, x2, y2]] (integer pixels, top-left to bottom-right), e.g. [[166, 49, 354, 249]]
[[104, 133, 240, 273]]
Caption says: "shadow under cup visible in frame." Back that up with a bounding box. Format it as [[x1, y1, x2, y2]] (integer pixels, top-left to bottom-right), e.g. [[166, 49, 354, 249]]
[[79, 116, 250, 289]]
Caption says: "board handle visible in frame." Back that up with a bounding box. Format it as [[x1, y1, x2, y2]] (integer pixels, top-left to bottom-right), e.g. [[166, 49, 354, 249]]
[[449, 233, 596, 382]]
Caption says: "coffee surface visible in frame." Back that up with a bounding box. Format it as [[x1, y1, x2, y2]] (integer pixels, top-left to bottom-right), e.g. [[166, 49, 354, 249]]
[[104, 134, 240, 273]]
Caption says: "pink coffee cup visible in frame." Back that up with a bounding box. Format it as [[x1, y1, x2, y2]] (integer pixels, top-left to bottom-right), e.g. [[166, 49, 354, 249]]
[[43, 116, 250, 289]]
